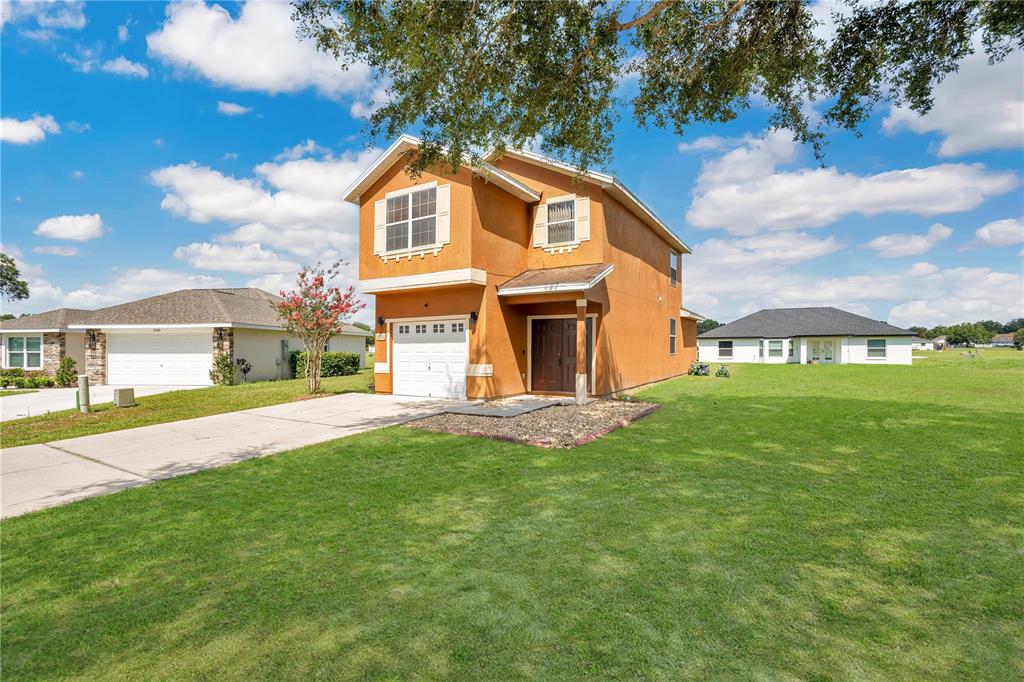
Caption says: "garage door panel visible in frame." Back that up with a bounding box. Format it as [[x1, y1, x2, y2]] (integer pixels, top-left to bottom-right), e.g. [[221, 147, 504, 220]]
[[107, 333, 213, 386], [392, 320, 467, 399]]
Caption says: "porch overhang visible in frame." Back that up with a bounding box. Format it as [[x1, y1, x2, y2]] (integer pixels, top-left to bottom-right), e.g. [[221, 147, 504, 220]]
[[497, 263, 613, 298], [680, 306, 705, 321], [360, 267, 488, 294]]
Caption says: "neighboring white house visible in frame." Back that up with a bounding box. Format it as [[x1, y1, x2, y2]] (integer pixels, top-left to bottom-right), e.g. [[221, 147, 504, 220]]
[[698, 307, 915, 366], [3, 288, 370, 386], [911, 336, 935, 351]]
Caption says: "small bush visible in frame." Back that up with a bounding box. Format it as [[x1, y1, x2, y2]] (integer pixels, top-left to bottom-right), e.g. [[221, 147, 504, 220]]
[[55, 356, 78, 387], [290, 351, 360, 378], [1, 368, 25, 380], [209, 353, 235, 386]]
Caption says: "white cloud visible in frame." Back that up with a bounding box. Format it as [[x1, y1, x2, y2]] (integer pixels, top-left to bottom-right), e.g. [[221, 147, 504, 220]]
[[973, 217, 1024, 247], [275, 138, 327, 161], [173, 242, 299, 274], [864, 223, 953, 258], [884, 49, 1024, 157], [71, 169, 84, 179], [146, 1, 372, 99], [692, 231, 842, 269], [117, 22, 128, 42], [34, 213, 105, 241], [62, 269, 227, 309], [687, 130, 1019, 235], [33, 245, 78, 256], [888, 267, 1024, 326], [0, 114, 60, 144], [217, 100, 252, 116], [100, 56, 148, 78], [65, 120, 90, 133], [1, 0, 86, 33], [677, 135, 744, 154], [350, 85, 389, 120]]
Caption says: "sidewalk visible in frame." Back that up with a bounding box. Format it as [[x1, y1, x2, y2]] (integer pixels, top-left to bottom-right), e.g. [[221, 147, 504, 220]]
[[1, 393, 460, 519]]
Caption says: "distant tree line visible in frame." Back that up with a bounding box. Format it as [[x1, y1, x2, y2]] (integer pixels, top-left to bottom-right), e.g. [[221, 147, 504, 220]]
[[908, 319, 1024, 346]]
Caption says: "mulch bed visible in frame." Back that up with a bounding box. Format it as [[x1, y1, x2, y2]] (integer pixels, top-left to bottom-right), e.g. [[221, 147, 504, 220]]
[[405, 398, 659, 448]]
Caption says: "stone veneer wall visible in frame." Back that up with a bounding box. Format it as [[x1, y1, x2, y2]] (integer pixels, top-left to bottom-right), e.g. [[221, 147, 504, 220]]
[[42, 332, 65, 377], [84, 330, 107, 384], [213, 327, 234, 358]]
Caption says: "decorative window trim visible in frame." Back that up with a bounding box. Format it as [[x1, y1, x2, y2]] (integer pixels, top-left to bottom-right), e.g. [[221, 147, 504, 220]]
[[373, 181, 451, 262], [533, 194, 591, 255]]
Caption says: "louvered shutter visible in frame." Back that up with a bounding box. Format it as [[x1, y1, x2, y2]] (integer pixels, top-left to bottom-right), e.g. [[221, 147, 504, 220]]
[[532, 203, 547, 247], [373, 199, 386, 254], [575, 196, 590, 242], [435, 184, 451, 245]]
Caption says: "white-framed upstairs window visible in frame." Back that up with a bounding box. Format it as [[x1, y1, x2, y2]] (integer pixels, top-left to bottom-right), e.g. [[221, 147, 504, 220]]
[[373, 181, 451, 261], [867, 338, 887, 358], [532, 194, 590, 254], [718, 340, 733, 358], [5, 335, 42, 369], [670, 251, 678, 287]]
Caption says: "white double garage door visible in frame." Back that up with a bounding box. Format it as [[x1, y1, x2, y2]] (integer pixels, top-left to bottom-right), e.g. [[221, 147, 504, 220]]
[[391, 319, 468, 400], [107, 331, 213, 386]]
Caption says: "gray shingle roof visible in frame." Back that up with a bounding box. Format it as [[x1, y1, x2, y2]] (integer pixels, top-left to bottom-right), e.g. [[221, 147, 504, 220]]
[[7, 289, 370, 335], [0, 308, 92, 331], [698, 307, 914, 339]]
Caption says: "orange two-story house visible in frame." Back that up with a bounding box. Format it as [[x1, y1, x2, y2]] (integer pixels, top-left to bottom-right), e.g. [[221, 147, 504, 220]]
[[346, 136, 700, 401]]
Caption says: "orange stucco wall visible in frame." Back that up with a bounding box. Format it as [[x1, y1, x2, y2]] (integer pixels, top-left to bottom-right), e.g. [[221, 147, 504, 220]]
[[363, 155, 697, 398]]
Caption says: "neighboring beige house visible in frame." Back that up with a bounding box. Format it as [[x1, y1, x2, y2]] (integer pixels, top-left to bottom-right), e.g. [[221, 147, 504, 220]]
[[1, 308, 90, 375], [3, 288, 369, 385]]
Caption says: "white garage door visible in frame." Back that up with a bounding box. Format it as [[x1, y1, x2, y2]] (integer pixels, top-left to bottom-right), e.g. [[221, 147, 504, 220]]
[[107, 332, 213, 386], [392, 320, 468, 399]]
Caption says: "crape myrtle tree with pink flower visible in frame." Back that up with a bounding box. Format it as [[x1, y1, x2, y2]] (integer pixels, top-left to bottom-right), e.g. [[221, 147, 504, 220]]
[[274, 261, 364, 394]]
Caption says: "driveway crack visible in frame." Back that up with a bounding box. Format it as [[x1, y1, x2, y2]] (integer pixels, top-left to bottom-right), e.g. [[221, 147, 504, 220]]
[[43, 444, 155, 481]]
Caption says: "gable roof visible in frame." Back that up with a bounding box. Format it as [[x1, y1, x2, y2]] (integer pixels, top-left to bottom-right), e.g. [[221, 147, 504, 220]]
[[486, 148, 691, 255], [0, 308, 92, 332], [497, 263, 613, 296], [698, 307, 914, 339], [343, 135, 541, 204], [56, 288, 369, 334]]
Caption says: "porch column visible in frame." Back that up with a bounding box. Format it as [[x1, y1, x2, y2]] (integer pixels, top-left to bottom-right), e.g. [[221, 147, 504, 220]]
[[799, 337, 808, 364], [575, 299, 589, 404]]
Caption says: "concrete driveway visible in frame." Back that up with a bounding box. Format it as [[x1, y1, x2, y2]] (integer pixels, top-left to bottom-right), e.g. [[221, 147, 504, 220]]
[[1, 393, 460, 518], [1, 385, 197, 422]]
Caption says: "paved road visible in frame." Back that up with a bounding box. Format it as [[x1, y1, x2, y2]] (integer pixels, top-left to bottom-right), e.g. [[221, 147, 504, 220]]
[[1, 393, 460, 518], [0, 385, 197, 422]]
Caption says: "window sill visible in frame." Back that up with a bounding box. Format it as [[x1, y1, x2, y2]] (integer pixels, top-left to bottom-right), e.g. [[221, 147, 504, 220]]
[[378, 244, 445, 262], [539, 240, 582, 255]]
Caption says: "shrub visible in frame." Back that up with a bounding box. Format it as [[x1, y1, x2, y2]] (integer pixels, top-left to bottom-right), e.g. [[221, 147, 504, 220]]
[[209, 353, 235, 386], [55, 356, 78, 387], [1, 368, 25, 380], [290, 351, 360, 378]]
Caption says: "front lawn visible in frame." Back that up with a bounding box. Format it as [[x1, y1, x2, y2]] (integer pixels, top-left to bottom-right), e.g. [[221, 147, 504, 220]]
[[0, 372, 371, 448], [2, 351, 1022, 678]]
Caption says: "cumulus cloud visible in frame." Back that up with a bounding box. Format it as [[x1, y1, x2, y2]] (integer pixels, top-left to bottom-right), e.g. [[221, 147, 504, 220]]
[[692, 231, 842, 269], [887, 267, 1024, 327], [217, 100, 252, 116], [173, 242, 299, 274], [146, 1, 372, 99], [100, 56, 148, 78], [0, 114, 60, 144], [686, 130, 1019, 234], [1, 0, 86, 38], [677, 135, 745, 154], [884, 49, 1024, 157], [33, 245, 79, 256], [972, 217, 1024, 248], [864, 223, 953, 258], [34, 213, 105, 241], [62, 269, 227, 309]]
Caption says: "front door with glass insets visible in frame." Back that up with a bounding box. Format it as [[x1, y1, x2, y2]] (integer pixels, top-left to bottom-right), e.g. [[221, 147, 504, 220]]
[[810, 339, 835, 363]]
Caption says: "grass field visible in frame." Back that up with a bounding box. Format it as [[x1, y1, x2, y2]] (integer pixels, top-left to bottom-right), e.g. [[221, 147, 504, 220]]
[[0, 372, 372, 448], [2, 350, 1021, 679]]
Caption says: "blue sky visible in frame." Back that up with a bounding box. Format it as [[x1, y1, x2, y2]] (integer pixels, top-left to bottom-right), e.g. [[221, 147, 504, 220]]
[[2, 0, 1022, 327]]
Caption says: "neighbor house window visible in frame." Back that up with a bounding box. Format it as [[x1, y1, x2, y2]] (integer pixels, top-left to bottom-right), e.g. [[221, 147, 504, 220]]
[[451, 322, 465, 333], [769, 340, 783, 357], [670, 251, 678, 287], [547, 199, 575, 244], [758, 340, 764, 357], [867, 338, 887, 358], [385, 186, 437, 252], [6, 335, 41, 369], [669, 318, 677, 354], [789, 341, 795, 358], [415, 324, 427, 334], [718, 340, 733, 358]]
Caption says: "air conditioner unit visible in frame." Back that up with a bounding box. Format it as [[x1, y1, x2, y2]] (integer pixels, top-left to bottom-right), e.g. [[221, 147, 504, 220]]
[[113, 388, 136, 408]]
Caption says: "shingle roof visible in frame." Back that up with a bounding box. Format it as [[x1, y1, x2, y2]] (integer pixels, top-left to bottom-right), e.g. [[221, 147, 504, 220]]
[[698, 307, 914, 339], [0, 308, 92, 331], [498, 263, 613, 294]]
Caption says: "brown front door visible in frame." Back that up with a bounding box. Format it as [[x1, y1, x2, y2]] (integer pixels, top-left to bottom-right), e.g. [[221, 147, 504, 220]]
[[531, 318, 593, 393]]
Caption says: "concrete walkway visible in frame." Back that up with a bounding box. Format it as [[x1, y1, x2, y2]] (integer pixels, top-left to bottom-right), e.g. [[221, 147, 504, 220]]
[[1, 385, 197, 422], [1, 393, 460, 519]]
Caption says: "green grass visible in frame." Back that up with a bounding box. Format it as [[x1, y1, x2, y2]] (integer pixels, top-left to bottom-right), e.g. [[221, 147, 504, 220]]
[[0, 389, 37, 397], [0, 372, 372, 448], [2, 351, 1022, 679]]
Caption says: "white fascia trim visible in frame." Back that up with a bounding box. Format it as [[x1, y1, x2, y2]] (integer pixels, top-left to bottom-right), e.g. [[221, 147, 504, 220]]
[[69, 323, 221, 330], [344, 135, 541, 205], [498, 264, 613, 297], [488, 149, 691, 254], [361, 267, 488, 294], [680, 307, 705, 321], [0, 328, 62, 333]]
